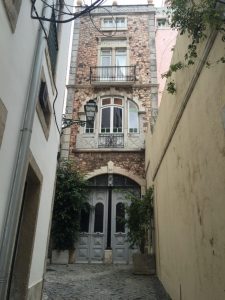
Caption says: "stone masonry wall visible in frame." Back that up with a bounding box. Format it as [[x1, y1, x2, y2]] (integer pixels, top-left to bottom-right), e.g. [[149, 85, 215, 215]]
[[64, 7, 156, 181], [71, 151, 145, 179], [69, 11, 154, 146]]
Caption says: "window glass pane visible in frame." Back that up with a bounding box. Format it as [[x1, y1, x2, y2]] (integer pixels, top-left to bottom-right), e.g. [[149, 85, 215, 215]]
[[102, 98, 111, 106], [94, 203, 104, 233], [101, 50, 112, 66], [129, 101, 138, 133], [116, 203, 125, 233], [103, 18, 113, 27], [80, 203, 90, 233], [116, 17, 125, 28], [101, 50, 112, 80], [101, 107, 110, 133], [157, 18, 168, 27], [85, 119, 94, 133], [114, 98, 122, 106], [113, 107, 122, 133], [116, 49, 126, 79]]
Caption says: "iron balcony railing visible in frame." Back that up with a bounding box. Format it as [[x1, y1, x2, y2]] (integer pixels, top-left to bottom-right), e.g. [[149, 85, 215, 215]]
[[90, 66, 136, 83], [98, 133, 124, 148]]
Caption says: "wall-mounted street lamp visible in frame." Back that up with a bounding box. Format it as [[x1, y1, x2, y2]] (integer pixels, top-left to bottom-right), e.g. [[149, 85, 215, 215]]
[[62, 99, 98, 130]]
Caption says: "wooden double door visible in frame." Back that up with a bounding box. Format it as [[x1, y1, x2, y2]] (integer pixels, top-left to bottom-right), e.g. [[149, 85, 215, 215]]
[[76, 188, 129, 264]]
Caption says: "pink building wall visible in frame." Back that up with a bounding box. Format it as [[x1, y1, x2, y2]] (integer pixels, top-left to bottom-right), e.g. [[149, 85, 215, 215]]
[[156, 25, 177, 105]]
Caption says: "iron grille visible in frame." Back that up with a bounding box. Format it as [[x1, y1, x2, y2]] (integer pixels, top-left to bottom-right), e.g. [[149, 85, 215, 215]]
[[98, 133, 124, 148], [90, 66, 136, 83]]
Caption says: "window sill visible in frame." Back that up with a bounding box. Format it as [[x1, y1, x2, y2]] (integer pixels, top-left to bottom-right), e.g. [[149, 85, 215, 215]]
[[101, 27, 127, 31]]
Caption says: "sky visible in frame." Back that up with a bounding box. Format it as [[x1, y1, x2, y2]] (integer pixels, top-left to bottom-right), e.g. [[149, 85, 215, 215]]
[[85, 0, 165, 8]]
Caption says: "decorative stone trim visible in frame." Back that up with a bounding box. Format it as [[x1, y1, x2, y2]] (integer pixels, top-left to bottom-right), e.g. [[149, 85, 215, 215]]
[[85, 164, 146, 193]]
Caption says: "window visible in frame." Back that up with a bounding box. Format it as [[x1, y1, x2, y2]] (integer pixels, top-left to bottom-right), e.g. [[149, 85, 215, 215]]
[[0, 98, 7, 149], [36, 79, 51, 139], [102, 17, 127, 30], [85, 119, 94, 133], [101, 97, 123, 133], [157, 18, 168, 28], [128, 101, 139, 133], [3, 0, 22, 32], [48, 11, 59, 76], [100, 48, 127, 81]]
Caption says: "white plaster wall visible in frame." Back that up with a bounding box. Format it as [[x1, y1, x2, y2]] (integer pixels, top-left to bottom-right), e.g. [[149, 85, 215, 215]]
[[0, 0, 72, 291], [146, 33, 225, 300], [28, 14, 72, 288], [0, 1, 41, 232]]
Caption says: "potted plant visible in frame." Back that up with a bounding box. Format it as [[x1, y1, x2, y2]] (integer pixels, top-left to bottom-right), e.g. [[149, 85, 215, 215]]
[[51, 161, 89, 264], [124, 186, 155, 274]]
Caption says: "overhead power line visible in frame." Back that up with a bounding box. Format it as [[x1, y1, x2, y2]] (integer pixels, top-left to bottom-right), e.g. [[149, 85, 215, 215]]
[[31, 0, 105, 23]]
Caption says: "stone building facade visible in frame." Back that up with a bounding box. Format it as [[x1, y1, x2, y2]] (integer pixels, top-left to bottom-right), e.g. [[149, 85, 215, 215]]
[[60, 3, 158, 264], [62, 3, 157, 179]]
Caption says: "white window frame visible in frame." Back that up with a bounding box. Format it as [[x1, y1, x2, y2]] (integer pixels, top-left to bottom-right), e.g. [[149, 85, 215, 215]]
[[100, 97, 124, 133], [128, 100, 139, 134], [100, 48, 127, 81], [101, 16, 127, 31], [85, 117, 95, 134]]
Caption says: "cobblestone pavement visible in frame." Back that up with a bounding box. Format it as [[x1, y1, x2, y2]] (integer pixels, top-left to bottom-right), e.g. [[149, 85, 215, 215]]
[[42, 264, 171, 300]]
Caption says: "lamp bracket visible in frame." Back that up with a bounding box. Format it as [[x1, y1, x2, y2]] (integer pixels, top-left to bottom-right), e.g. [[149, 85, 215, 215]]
[[62, 117, 86, 129]]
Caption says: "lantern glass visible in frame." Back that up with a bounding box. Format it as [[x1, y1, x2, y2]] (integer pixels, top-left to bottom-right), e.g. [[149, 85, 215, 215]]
[[84, 100, 97, 121]]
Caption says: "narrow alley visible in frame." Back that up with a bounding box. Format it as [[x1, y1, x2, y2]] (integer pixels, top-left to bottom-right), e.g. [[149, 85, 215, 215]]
[[43, 264, 171, 300]]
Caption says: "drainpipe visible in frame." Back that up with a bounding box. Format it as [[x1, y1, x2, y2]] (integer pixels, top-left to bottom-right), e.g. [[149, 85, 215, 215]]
[[0, 4, 50, 299]]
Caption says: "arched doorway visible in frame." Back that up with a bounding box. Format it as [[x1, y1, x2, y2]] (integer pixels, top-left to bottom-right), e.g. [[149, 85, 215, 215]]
[[76, 174, 140, 264]]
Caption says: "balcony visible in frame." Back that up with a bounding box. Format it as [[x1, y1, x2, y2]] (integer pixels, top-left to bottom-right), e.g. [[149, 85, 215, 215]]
[[98, 133, 124, 148], [90, 66, 136, 86]]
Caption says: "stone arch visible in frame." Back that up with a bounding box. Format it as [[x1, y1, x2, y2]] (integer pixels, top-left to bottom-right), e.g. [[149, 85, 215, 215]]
[[85, 161, 146, 194]]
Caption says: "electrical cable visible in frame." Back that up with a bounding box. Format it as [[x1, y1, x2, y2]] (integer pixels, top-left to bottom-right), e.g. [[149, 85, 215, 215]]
[[31, 0, 106, 135], [31, 0, 105, 23]]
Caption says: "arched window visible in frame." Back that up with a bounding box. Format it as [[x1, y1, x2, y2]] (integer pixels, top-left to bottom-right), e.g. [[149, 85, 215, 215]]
[[101, 97, 123, 133], [94, 203, 104, 233], [128, 100, 139, 133]]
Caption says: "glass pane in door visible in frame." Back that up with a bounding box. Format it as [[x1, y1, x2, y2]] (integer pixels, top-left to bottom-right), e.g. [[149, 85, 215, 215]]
[[101, 49, 112, 80], [94, 203, 104, 233], [113, 107, 122, 133], [116, 49, 126, 80], [116, 202, 125, 233], [80, 203, 90, 232], [101, 107, 110, 133]]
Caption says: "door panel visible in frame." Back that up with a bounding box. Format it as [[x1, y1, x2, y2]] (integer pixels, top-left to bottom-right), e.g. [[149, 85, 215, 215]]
[[76, 233, 91, 263], [76, 189, 107, 263], [111, 190, 129, 264]]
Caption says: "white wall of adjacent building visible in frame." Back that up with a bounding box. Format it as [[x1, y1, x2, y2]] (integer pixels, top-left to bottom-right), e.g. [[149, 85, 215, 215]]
[[0, 0, 72, 297]]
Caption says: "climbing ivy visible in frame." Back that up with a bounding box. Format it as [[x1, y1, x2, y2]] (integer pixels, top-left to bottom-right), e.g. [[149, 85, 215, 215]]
[[164, 0, 225, 94]]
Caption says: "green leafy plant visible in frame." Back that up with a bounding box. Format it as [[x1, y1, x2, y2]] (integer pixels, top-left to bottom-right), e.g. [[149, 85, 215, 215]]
[[165, 0, 225, 93], [124, 187, 154, 254], [51, 161, 89, 250]]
